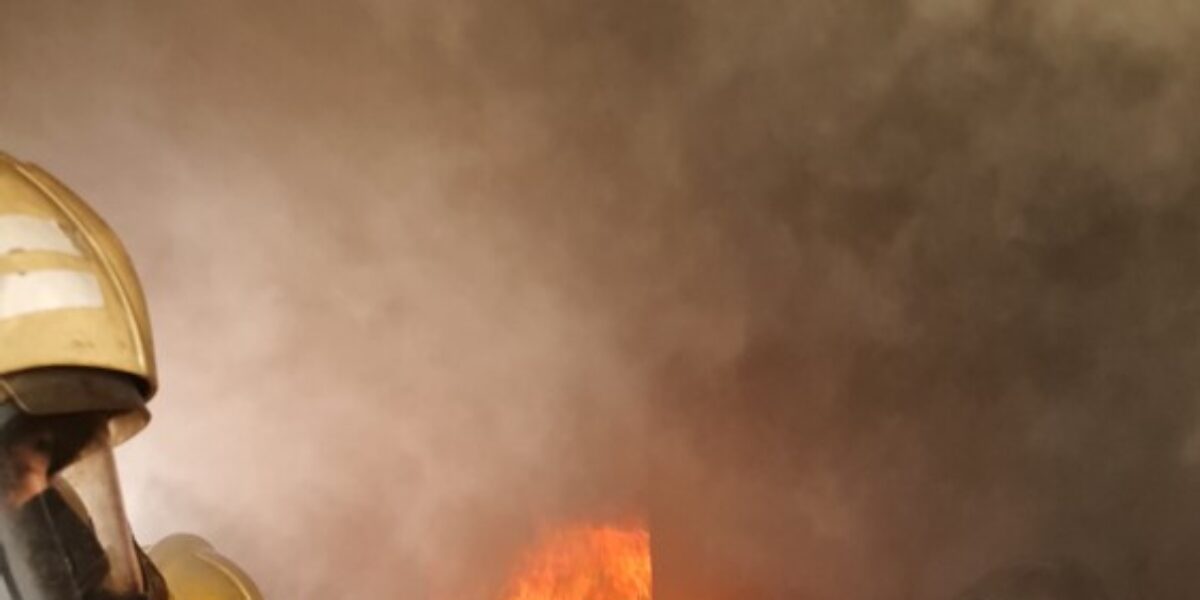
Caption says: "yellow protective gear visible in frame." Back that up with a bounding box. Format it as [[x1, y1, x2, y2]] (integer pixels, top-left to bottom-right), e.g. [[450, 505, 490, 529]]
[[149, 535, 265, 600]]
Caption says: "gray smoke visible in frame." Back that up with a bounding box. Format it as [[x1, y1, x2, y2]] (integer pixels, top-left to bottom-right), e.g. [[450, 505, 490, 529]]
[[2, 1, 1199, 598]]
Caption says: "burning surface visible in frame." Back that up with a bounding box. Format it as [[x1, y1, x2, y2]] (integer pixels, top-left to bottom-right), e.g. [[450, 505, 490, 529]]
[[501, 523, 651, 600]]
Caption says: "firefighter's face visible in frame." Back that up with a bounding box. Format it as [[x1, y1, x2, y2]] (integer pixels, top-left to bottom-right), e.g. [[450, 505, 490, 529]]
[[4, 431, 52, 508], [1, 413, 106, 511]]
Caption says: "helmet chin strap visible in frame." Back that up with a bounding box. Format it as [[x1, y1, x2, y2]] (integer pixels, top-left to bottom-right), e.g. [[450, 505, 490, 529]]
[[0, 487, 151, 600], [4, 486, 110, 600]]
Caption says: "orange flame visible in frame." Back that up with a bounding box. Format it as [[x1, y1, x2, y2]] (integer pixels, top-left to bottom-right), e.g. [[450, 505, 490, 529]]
[[500, 523, 652, 600]]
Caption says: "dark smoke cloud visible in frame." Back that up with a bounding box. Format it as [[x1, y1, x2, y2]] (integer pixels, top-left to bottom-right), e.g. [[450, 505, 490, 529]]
[[2, 1, 1200, 599], [651, 2, 1200, 599]]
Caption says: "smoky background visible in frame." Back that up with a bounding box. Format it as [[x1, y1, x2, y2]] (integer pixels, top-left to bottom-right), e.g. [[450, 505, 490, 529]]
[[3, 0, 1200, 598]]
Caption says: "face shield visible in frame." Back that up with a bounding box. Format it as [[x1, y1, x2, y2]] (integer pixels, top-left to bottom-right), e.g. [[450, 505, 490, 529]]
[[0, 371, 150, 600]]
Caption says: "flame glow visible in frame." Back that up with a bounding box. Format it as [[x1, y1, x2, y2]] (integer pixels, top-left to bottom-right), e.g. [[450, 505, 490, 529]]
[[500, 523, 652, 600]]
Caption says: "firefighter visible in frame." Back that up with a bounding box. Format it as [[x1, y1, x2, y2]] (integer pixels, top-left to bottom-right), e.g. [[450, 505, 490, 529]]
[[0, 152, 261, 599]]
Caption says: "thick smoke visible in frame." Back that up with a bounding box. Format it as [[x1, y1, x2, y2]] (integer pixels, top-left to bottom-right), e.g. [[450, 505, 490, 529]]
[[648, 2, 1200, 600], [2, 1, 1200, 598]]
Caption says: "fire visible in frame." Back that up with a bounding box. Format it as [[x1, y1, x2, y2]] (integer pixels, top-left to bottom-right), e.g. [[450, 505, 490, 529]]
[[500, 523, 652, 600]]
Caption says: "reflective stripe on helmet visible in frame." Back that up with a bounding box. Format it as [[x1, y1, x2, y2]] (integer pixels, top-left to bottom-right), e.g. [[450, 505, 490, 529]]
[[0, 215, 81, 257], [0, 270, 104, 321]]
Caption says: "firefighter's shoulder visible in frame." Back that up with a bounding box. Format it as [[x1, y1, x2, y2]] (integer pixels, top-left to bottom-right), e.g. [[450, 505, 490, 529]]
[[147, 533, 265, 600]]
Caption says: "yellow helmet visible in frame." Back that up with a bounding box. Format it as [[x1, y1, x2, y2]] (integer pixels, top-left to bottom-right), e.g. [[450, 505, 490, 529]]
[[0, 153, 263, 600], [0, 152, 164, 599], [0, 151, 155, 441]]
